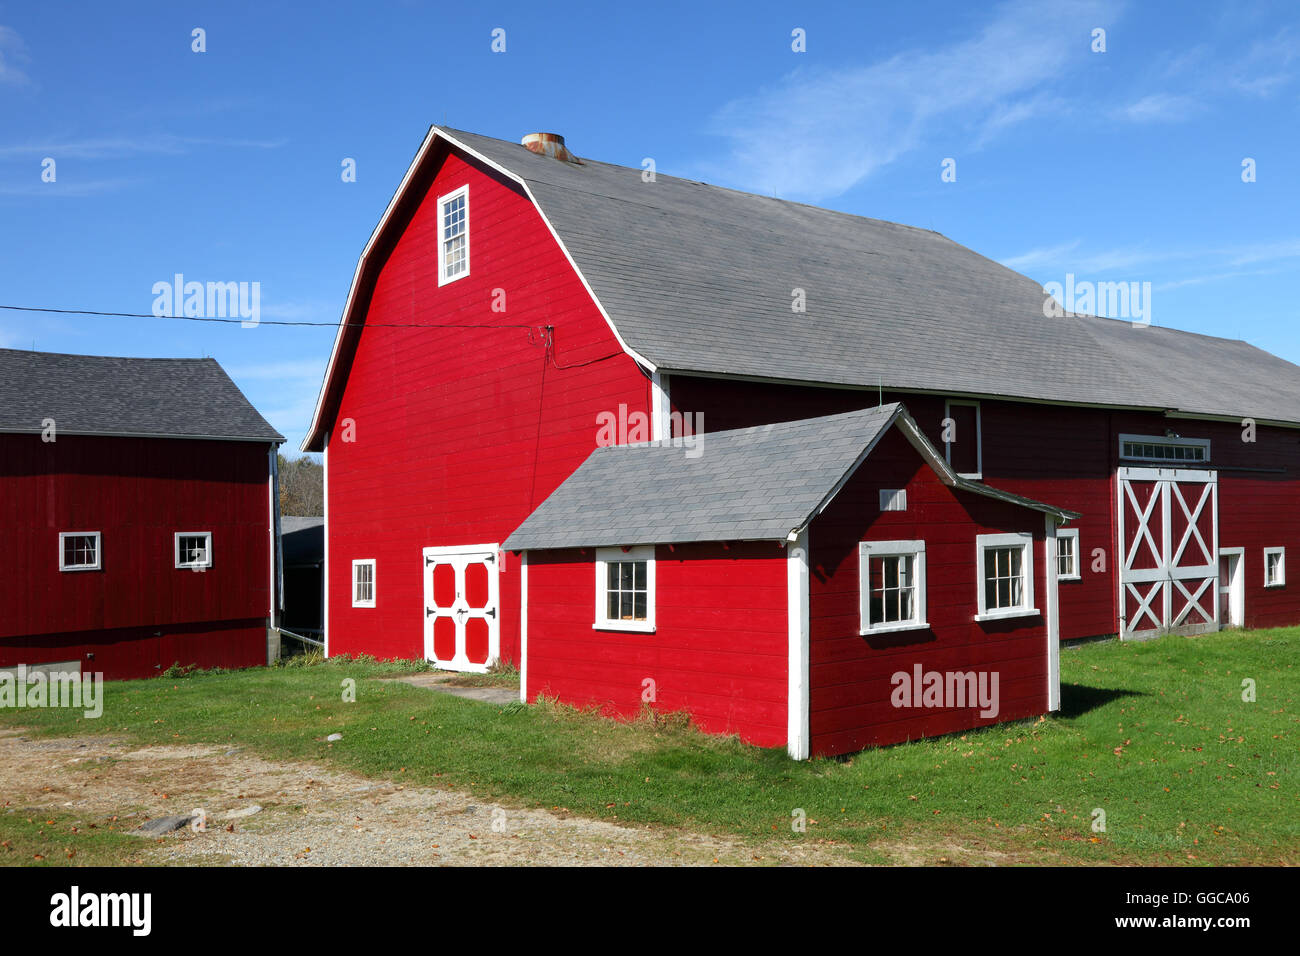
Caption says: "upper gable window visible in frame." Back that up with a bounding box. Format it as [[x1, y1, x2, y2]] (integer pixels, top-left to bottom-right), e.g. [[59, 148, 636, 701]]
[[944, 400, 982, 479], [437, 185, 470, 285]]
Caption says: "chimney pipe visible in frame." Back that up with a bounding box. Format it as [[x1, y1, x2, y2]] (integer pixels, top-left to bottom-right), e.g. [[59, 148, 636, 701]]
[[521, 132, 580, 164]]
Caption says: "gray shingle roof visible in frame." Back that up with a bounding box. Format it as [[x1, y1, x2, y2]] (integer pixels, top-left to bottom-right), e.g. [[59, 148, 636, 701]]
[[443, 127, 1300, 426], [0, 348, 283, 442], [503, 403, 1072, 551]]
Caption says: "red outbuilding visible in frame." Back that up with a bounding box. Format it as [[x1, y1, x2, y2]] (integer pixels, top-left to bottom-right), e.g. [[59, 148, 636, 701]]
[[302, 126, 1300, 756], [0, 349, 283, 679]]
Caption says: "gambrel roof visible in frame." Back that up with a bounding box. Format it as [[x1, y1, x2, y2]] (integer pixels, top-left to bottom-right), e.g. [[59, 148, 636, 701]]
[[303, 126, 1300, 450], [0, 348, 283, 442], [504, 403, 1076, 551]]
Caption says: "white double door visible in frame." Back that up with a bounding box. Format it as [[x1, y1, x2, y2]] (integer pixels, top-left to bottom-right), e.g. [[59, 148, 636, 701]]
[[1117, 467, 1218, 638], [422, 545, 500, 673]]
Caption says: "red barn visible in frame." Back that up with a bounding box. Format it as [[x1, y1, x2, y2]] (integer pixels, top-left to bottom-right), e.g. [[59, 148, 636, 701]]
[[302, 126, 1300, 756], [0, 349, 283, 680]]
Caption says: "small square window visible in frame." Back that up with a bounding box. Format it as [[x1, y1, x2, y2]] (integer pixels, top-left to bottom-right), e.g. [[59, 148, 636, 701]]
[[353, 559, 376, 607], [1056, 528, 1080, 580], [859, 540, 927, 635], [975, 532, 1037, 621], [59, 532, 101, 571], [1264, 548, 1285, 588], [595, 546, 655, 632], [175, 532, 213, 569]]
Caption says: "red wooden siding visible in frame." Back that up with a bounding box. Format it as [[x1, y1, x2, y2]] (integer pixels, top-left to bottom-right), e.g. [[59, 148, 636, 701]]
[[808, 426, 1051, 756], [0, 433, 272, 678], [669, 376, 1300, 639], [525, 542, 790, 746], [325, 145, 649, 664]]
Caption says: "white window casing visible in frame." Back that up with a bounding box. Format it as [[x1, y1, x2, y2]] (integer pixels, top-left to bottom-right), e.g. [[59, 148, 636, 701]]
[[352, 559, 376, 608], [1118, 433, 1210, 464], [975, 532, 1038, 621], [59, 531, 101, 571], [594, 545, 655, 633], [859, 540, 928, 635], [1056, 527, 1081, 581], [436, 184, 470, 285], [943, 399, 982, 479], [174, 531, 213, 569], [878, 488, 907, 512], [1264, 547, 1285, 588]]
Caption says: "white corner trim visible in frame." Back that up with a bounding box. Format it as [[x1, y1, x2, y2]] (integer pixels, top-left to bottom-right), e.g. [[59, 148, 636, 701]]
[[787, 528, 810, 760], [519, 550, 529, 703], [322, 430, 330, 658], [1044, 516, 1061, 711], [650, 371, 671, 441]]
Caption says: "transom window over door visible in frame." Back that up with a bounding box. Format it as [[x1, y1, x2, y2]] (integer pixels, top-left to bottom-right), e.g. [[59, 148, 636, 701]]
[[437, 185, 469, 285], [595, 546, 655, 632], [975, 532, 1037, 621], [859, 540, 928, 634]]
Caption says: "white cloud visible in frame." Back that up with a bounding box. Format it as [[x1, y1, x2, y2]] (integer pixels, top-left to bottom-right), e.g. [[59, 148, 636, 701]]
[[1119, 93, 1201, 124], [0, 26, 29, 86], [694, 0, 1120, 199], [0, 135, 287, 160]]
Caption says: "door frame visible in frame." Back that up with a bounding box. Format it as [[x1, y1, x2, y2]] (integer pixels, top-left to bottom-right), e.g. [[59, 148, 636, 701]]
[[1116, 466, 1219, 640], [1218, 546, 1245, 628], [422, 543, 500, 673]]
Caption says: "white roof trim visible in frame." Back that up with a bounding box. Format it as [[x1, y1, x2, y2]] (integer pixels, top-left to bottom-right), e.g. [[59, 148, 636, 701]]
[[301, 126, 651, 451]]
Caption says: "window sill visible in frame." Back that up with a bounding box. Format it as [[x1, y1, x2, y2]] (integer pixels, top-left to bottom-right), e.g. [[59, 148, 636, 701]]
[[974, 608, 1039, 623], [352, 602, 376, 609], [594, 622, 656, 634], [1265, 583, 1285, 589], [859, 621, 930, 636], [1058, 573, 1081, 582]]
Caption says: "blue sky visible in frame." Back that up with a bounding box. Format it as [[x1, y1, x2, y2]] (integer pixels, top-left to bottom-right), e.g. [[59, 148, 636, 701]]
[[2, 0, 1297, 453]]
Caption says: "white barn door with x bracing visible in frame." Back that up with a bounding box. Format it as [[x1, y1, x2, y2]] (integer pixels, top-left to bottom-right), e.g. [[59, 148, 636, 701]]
[[1117, 467, 1219, 639]]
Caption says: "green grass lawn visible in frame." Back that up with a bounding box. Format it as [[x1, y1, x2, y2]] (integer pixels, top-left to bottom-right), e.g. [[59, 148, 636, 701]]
[[1, 629, 1294, 865]]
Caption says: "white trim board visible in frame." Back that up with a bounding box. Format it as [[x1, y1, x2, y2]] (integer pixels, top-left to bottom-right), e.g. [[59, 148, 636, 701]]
[[786, 528, 810, 760]]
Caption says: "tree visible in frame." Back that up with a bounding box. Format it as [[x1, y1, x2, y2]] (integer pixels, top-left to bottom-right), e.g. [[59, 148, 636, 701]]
[[278, 453, 323, 516]]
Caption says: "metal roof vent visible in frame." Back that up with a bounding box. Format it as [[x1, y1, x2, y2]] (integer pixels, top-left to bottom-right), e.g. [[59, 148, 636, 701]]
[[521, 132, 581, 164]]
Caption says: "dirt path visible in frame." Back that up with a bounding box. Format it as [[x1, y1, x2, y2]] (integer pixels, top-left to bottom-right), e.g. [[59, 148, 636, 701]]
[[1, 729, 868, 866]]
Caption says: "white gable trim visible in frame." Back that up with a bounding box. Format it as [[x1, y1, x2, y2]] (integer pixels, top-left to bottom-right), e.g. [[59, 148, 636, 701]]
[[302, 126, 652, 451]]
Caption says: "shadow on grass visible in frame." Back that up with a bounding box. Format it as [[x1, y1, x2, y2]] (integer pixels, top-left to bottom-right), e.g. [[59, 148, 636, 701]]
[[1058, 682, 1142, 719]]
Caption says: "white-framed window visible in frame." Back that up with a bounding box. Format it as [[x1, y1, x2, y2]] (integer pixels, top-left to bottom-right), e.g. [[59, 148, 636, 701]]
[[174, 531, 213, 569], [1264, 547, 1285, 588], [594, 546, 655, 632], [1056, 528, 1080, 580], [975, 532, 1037, 621], [1118, 433, 1210, 464], [859, 540, 927, 635], [352, 559, 376, 607], [944, 399, 982, 479], [436, 184, 470, 285], [59, 532, 101, 571], [879, 488, 907, 512]]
